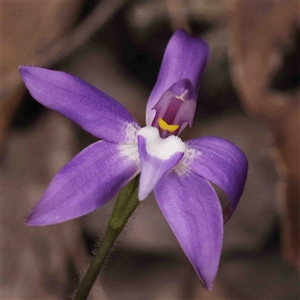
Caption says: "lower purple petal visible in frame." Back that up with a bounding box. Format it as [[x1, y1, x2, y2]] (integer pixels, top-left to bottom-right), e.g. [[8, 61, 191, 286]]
[[154, 167, 223, 289], [26, 141, 139, 226], [183, 137, 248, 222]]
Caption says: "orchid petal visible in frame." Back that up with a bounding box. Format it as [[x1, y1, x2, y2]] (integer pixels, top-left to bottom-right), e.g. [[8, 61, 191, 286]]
[[20, 66, 140, 143], [182, 137, 248, 222], [146, 29, 210, 125], [154, 166, 223, 290], [137, 127, 185, 200], [26, 141, 139, 226]]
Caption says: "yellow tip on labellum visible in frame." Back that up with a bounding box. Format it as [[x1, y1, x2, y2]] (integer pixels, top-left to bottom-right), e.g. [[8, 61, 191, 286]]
[[158, 118, 179, 132]]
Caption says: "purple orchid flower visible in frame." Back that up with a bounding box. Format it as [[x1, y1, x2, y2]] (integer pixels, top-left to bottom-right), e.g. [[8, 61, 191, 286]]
[[20, 29, 248, 289]]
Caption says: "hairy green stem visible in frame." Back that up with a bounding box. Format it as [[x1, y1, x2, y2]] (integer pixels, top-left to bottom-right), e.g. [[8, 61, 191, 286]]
[[74, 176, 140, 300]]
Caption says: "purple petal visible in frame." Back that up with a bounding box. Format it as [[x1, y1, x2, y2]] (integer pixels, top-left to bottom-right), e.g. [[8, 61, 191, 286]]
[[182, 137, 248, 222], [26, 141, 139, 226], [20, 66, 140, 143], [146, 29, 210, 125], [154, 167, 223, 289], [137, 127, 185, 200]]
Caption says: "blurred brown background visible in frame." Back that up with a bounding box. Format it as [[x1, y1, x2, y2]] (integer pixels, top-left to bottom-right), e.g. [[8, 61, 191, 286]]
[[1, 1, 299, 299]]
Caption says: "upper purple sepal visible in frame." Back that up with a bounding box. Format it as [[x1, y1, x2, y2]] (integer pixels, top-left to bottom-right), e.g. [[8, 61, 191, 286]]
[[19, 66, 140, 144], [146, 29, 210, 125]]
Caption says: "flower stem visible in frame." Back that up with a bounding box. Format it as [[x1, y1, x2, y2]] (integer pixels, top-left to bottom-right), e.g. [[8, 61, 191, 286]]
[[74, 176, 140, 300]]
